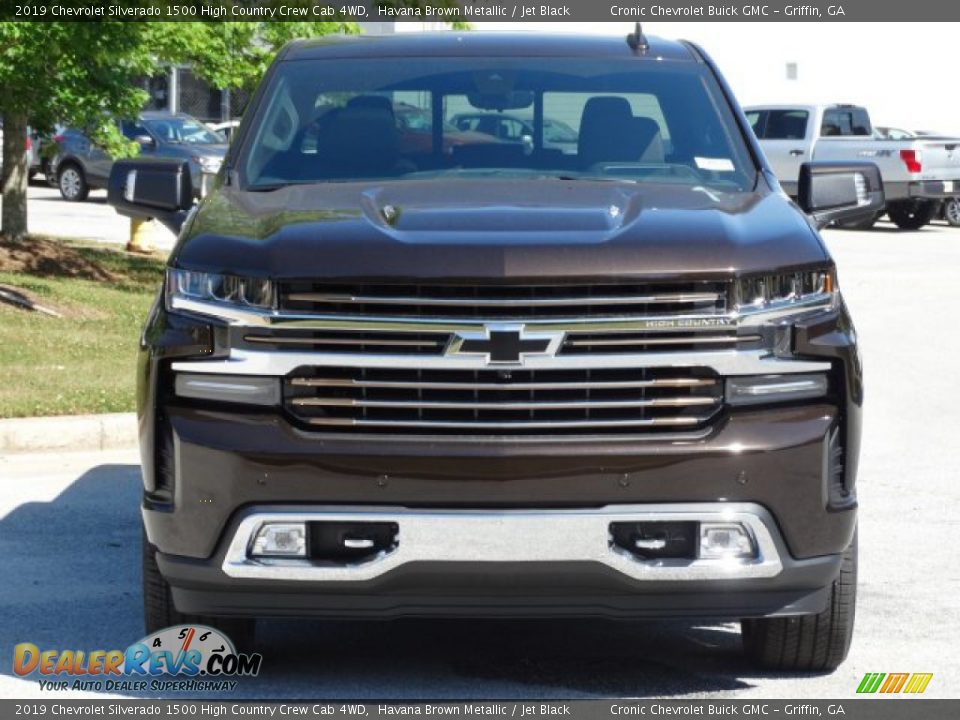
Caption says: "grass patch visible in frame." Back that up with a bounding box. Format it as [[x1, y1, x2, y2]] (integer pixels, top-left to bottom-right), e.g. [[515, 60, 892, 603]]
[[0, 236, 166, 418]]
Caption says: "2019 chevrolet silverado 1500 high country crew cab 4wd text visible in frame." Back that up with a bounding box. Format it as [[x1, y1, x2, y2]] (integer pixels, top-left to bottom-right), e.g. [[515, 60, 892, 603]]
[[109, 31, 881, 672]]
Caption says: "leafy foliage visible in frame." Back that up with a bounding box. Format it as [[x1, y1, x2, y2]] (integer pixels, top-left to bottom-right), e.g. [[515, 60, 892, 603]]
[[0, 20, 360, 156], [160, 20, 359, 94], [0, 22, 159, 157]]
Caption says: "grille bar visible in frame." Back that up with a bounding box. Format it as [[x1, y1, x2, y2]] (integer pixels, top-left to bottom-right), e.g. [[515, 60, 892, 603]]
[[304, 416, 711, 430], [240, 330, 449, 356], [279, 281, 729, 319], [291, 396, 720, 410], [285, 291, 724, 307], [289, 377, 715, 391], [565, 334, 759, 348], [245, 335, 441, 348]]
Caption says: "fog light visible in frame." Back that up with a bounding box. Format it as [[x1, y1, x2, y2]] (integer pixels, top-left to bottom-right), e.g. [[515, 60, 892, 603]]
[[699, 522, 756, 560], [251, 523, 306, 557], [726, 373, 827, 406]]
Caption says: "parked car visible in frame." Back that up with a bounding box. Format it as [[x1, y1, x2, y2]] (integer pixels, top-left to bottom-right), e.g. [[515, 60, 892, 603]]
[[109, 30, 879, 672], [939, 197, 960, 226], [208, 119, 241, 142], [26, 131, 42, 180], [392, 102, 494, 155], [451, 112, 579, 153], [868, 126, 960, 228], [876, 126, 957, 141], [873, 127, 960, 227], [874, 125, 914, 140], [746, 104, 960, 229], [0, 121, 45, 180], [50, 111, 227, 201]]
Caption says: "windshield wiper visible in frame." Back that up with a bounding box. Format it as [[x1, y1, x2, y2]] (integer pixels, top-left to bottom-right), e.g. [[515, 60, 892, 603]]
[[547, 174, 637, 183], [247, 180, 335, 192]]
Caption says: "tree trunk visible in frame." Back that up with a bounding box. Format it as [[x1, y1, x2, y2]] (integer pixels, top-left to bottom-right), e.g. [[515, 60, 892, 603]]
[[1, 112, 30, 242]]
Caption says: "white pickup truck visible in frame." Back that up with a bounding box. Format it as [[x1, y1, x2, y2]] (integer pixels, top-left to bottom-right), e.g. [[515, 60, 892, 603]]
[[745, 104, 960, 229]]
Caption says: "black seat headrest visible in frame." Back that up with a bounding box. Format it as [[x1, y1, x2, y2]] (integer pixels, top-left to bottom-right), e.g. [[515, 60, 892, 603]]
[[578, 96, 636, 167], [347, 95, 395, 114], [314, 99, 399, 177]]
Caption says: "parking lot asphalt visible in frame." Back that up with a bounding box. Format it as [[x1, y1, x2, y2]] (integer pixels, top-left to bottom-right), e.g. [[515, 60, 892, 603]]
[[2, 182, 177, 250], [1, 222, 959, 700]]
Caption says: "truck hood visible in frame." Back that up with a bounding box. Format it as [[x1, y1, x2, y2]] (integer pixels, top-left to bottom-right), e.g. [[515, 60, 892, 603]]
[[176, 179, 828, 279]]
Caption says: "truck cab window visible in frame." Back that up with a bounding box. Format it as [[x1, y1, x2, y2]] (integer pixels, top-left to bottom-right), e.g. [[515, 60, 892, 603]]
[[759, 110, 808, 140], [821, 108, 872, 137]]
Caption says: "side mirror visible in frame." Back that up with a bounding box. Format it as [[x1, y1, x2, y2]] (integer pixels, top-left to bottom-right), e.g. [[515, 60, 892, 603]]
[[134, 134, 155, 149], [108, 159, 193, 234], [798, 161, 884, 229]]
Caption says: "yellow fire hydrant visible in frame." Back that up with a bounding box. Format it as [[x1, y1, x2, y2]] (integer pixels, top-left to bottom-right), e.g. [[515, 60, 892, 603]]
[[126, 217, 155, 254]]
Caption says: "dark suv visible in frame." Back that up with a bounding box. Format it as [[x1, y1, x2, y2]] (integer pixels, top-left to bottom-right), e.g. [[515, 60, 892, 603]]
[[51, 111, 226, 201], [109, 31, 881, 672]]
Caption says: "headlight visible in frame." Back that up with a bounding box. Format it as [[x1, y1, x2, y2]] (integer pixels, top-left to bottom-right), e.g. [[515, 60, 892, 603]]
[[193, 155, 222, 173], [166, 269, 275, 311], [733, 270, 835, 314]]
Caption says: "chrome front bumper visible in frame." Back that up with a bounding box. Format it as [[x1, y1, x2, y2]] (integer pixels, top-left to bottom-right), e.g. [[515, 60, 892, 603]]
[[222, 503, 784, 583]]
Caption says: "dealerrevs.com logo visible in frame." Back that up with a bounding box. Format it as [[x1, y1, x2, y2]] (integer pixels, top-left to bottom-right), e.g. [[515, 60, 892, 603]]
[[13, 625, 262, 692]]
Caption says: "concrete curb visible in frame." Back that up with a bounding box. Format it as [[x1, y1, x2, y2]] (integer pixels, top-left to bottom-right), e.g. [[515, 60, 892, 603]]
[[0, 413, 137, 454]]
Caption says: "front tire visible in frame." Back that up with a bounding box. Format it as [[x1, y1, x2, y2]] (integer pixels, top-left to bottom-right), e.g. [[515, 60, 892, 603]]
[[57, 162, 89, 202], [741, 533, 857, 672], [887, 200, 938, 230], [142, 527, 255, 648], [944, 198, 960, 227]]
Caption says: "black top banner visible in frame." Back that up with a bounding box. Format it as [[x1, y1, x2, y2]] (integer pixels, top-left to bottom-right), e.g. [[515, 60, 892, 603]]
[[1, 700, 959, 719], [5, 0, 960, 22]]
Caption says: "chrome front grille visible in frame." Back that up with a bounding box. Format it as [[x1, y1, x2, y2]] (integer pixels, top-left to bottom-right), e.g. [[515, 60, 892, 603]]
[[283, 367, 723, 435], [238, 328, 757, 358], [278, 281, 728, 319], [241, 330, 449, 356], [560, 330, 761, 355]]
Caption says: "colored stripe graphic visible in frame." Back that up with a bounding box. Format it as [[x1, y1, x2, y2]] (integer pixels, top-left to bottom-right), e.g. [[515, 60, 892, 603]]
[[903, 673, 933, 694], [856, 673, 885, 693], [857, 672, 932, 694], [880, 673, 909, 693]]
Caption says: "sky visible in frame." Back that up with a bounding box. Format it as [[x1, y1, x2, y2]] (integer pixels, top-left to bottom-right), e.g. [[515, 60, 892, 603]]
[[410, 22, 959, 134]]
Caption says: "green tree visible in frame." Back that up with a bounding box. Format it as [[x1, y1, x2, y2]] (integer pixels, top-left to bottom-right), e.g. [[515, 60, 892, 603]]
[[168, 21, 359, 94], [0, 22, 161, 241]]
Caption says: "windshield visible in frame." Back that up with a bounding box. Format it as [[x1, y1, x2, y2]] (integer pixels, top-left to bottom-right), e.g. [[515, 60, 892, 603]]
[[144, 117, 224, 145], [241, 57, 756, 191]]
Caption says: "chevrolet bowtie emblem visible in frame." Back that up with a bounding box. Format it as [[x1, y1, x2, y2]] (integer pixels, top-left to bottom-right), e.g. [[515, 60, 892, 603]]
[[446, 324, 564, 365]]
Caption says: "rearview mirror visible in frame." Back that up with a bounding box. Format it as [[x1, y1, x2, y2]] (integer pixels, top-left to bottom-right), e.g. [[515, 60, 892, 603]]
[[467, 91, 534, 112], [107, 159, 193, 233], [798, 162, 884, 229]]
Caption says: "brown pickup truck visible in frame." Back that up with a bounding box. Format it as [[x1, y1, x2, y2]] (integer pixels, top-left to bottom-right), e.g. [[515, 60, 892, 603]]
[[109, 29, 881, 672]]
